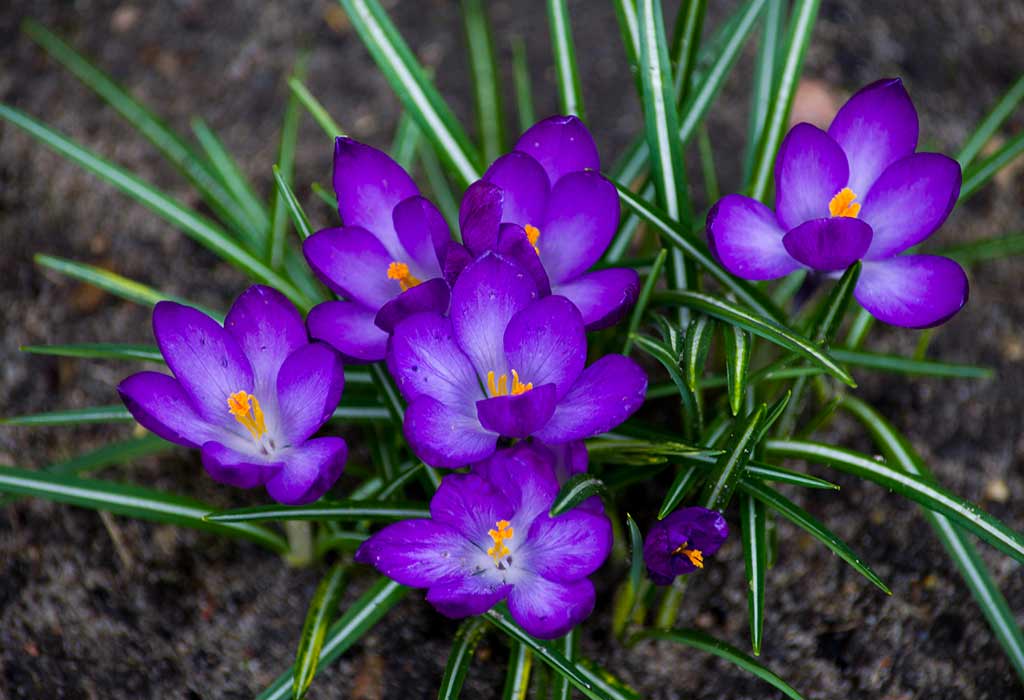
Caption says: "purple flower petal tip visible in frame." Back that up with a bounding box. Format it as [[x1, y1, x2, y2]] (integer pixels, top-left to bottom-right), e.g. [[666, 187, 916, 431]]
[[644, 507, 729, 584], [514, 115, 600, 185], [374, 278, 451, 333], [855, 255, 969, 328], [782, 217, 873, 271]]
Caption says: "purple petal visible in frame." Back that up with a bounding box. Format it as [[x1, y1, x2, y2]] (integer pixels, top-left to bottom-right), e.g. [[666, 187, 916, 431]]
[[404, 395, 497, 468], [302, 226, 396, 308], [355, 519, 477, 587], [774, 123, 850, 230], [442, 242, 474, 287], [553, 268, 640, 330], [523, 510, 612, 582], [393, 195, 449, 276], [374, 278, 451, 334], [706, 194, 799, 280], [152, 301, 253, 423], [427, 577, 511, 618], [472, 444, 560, 529], [386, 312, 482, 406], [459, 180, 504, 256], [429, 473, 514, 542], [537, 171, 620, 284], [496, 224, 552, 296], [476, 383, 558, 438], [781, 217, 873, 272], [503, 296, 585, 399], [224, 285, 307, 393], [514, 115, 600, 185], [534, 355, 647, 443], [507, 575, 595, 639], [861, 153, 962, 259], [275, 342, 345, 445], [118, 371, 214, 448], [854, 255, 969, 328], [644, 507, 729, 583], [483, 151, 550, 226], [307, 301, 388, 364], [450, 253, 539, 381], [828, 78, 919, 196], [333, 137, 418, 254], [200, 440, 277, 490], [265, 436, 347, 505]]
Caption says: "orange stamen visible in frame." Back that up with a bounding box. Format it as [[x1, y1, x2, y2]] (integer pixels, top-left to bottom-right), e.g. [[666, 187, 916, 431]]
[[524, 224, 541, 255], [387, 261, 422, 291], [828, 187, 861, 218], [487, 519, 514, 562], [227, 391, 267, 440], [672, 541, 704, 569], [486, 369, 533, 397]]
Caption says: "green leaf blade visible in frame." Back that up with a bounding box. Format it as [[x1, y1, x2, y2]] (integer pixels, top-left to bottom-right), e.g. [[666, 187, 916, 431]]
[[293, 563, 349, 699]]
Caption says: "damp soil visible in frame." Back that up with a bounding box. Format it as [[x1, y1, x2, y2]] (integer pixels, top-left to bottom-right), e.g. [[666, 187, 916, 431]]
[[1, 1, 1023, 698]]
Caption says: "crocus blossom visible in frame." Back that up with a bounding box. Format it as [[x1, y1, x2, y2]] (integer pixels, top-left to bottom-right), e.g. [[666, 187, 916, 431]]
[[706, 78, 968, 328], [458, 115, 639, 330], [303, 138, 452, 362], [644, 507, 729, 585], [118, 286, 347, 505], [354, 444, 612, 638], [387, 252, 648, 468]]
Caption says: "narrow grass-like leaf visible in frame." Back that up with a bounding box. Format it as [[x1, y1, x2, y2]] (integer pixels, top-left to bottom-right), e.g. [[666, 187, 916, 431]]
[[957, 74, 1024, 169], [511, 37, 536, 133], [623, 248, 668, 355], [844, 307, 874, 350], [740, 479, 890, 594], [630, 333, 700, 440], [684, 315, 715, 393], [501, 640, 533, 700], [273, 165, 315, 240], [656, 289, 855, 386], [550, 474, 608, 516], [438, 617, 489, 700], [370, 362, 405, 424], [669, 0, 706, 101], [311, 181, 337, 208], [670, 451, 839, 491], [808, 262, 860, 345], [747, 0, 820, 201], [547, 0, 584, 118], [288, 77, 345, 139], [1, 405, 133, 426], [339, 0, 482, 188], [960, 131, 1024, 200], [292, 563, 348, 699], [463, 0, 504, 162], [268, 64, 304, 270], [830, 348, 993, 379], [743, 0, 785, 181], [612, 0, 641, 85], [696, 124, 720, 202], [585, 439, 715, 465], [740, 493, 768, 654], [626, 513, 645, 609], [723, 325, 752, 416], [699, 404, 766, 510], [391, 112, 421, 170], [419, 140, 461, 231], [204, 500, 430, 523], [841, 395, 1024, 681], [657, 466, 702, 519], [752, 390, 792, 448], [771, 269, 808, 309], [549, 631, 574, 700], [258, 578, 408, 700], [21, 343, 162, 363], [631, 628, 804, 699], [314, 530, 367, 557], [764, 439, 1024, 564], [938, 231, 1024, 266], [0, 466, 287, 552], [191, 118, 271, 232]]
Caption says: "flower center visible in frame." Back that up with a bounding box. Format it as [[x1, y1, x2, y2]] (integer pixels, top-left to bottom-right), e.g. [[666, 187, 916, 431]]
[[828, 187, 861, 218], [487, 519, 514, 563], [671, 541, 704, 568], [227, 391, 267, 441], [524, 224, 541, 255], [387, 261, 421, 292], [486, 369, 533, 397]]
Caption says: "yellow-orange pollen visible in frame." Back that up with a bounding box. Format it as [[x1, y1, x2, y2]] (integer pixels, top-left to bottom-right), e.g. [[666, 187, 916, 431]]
[[486, 369, 533, 397], [524, 224, 541, 255], [672, 541, 704, 569], [386, 261, 422, 292], [487, 519, 514, 562], [227, 391, 268, 441], [828, 187, 861, 218]]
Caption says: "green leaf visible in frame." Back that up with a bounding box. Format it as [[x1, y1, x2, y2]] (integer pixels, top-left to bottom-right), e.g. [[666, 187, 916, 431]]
[[501, 640, 533, 700], [391, 112, 421, 170], [339, 0, 482, 188], [257, 578, 408, 700], [631, 628, 805, 700], [763, 439, 1024, 565], [288, 77, 345, 139], [612, 0, 641, 88], [669, 0, 707, 102], [696, 123, 720, 202], [550, 474, 608, 516], [419, 139, 461, 232], [191, 118, 271, 233], [808, 261, 861, 345], [292, 563, 348, 700], [1, 405, 133, 426], [585, 439, 716, 466], [723, 325, 752, 416], [746, 0, 820, 201], [204, 500, 430, 523], [549, 630, 574, 700], [629, 333, 701, 441], [273, 165, 315, 240], [957, 74, 1024, 169], [20, 342, 162, 363], [841, 395, 1024, 682], [268, 62, 305, 270], [699, 404, 766, 510], [626, 513, 645, 611], [462, 0, 505, 162], [623, 248, 668, 355], [547, 0, 584, 118], [740, 493, 768, 655], [960, 131, 1024, 200], [829, 348, 993, 379], [938, 230, 1024, 267], [438, 617, 489, 700], [683, 314, 715, 393], [0, 465, 287, 552], [510, 37, 536, 133], [657, 465, 702, 519], [743, 0, 785, 181], [740, 480, 891, 594], [655, 289, 856, 387], [369, 362, 405, 424], [671, 451, 839, 491], [1, 105, 312, 308], [843, 307, 874, 350]]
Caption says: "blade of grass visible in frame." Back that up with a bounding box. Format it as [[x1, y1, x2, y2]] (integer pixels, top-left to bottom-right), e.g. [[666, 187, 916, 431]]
[[938, 231, 1024, 266], [438, 617, 489, 700], [391, 112, 421, 170], [957, 74, 1024, 169], [547, 0, 584, 118], [696, 123, 720, 202], [807, 262, 860, 345], [612, 0, 642, 93], [273, 165, 314, 240], [743, 0, 785, 181], [288, 77, 345, 139], [657, 465, 702, 519], [669, 0, 706, 102], [191, 118, 271, 232], [419, 140, 461, 232], [463, 0, 505, 162], [292, 563, 349, 700], [268, 62, 305, 270], [3, 402, 389, 426], [699, 404, 766, 510], [830, 348, 993, 379], [550, 474, 608, 516], [960, 131, 1024, 200], [20, 343, 162, 363], [549, 630, 574, 700], [623, 248, 668, 355], [723, 325, 752, 416], [511, 37, 536, 133], [502, 640, 533, 700], [740, 493, 767, 654], [683, 314, 714, 392], [204, 500, 430, 523]]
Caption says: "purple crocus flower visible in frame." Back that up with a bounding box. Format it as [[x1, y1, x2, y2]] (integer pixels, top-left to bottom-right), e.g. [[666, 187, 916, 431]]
[[303, 138, 452, 362], [354, 444, 612, 638], [118, 286, 347, 505], [386, 252, 648, 468], [458, 116, 639, 330], [643, 507, 729, 585], [707, 79, 968, 328]]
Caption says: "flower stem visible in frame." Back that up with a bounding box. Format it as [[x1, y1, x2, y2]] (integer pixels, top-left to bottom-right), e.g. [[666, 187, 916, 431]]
[[654, 576, 689, 630], [284, 520, 315, 567]]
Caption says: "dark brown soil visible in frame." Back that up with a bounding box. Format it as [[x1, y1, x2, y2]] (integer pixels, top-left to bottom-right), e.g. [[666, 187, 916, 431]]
[[2, 1, 1023, 698]]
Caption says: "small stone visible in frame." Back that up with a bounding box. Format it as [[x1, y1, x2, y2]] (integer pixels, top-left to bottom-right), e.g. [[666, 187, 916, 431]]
[[111, 5, 141, 33], [984, 478, 1010, 503]]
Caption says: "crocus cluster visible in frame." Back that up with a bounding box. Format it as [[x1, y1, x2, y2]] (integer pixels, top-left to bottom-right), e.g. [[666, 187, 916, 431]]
[[707, 78, 968, 328]]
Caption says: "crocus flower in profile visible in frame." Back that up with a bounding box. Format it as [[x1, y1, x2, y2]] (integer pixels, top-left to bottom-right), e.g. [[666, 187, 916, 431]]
[[354, 444, 612, 638], [458, 115, 639, 329], [387, 253, 648, 468], [707, 78, 967, 328], [303, 138, 452, 362], [118, 286, 347, 505], [644, 507, 729, 585]]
